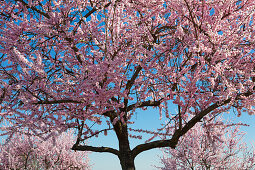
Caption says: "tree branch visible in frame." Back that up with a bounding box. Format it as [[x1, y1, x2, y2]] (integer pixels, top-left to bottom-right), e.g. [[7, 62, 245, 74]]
[[132, 97, 232, 157], [85, 2, 111, 18], [15, 0, 50, 18], [125, 65, 142, 93], [72, 2, 112, 36], [132, 138, 178, 158], [33, 99, 82, 105], [172, 98, 232, 140], [0, 88, 6, 104], [80, 128, 114, 141], [65, 2, 112, 64], [72, 144, 119, 156], [126, 99, 162, 112]]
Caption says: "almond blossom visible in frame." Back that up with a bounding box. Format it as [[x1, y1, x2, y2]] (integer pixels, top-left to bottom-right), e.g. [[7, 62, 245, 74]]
[[0, 0, 255, 169]]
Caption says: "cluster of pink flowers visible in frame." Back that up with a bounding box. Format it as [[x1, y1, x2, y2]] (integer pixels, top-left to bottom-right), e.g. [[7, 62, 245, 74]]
[[158, 117, 255, 170], [0, 130, 90, 170]]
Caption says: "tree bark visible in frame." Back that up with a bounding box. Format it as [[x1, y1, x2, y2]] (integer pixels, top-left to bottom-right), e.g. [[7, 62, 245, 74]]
[[116, 125, 136, 170], [119, 148, 135, 170], [113, 116, 136, 170]]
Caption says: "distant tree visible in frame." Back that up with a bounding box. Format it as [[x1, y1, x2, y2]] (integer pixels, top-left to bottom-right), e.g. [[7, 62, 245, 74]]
[[0, 130, 90, 170], [0, 0, 255, 169], [158, 117, 255, 170]]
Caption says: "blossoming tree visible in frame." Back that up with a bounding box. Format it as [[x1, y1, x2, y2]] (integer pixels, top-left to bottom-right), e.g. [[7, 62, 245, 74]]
[[158, 117, 255, 170], [0, 0, 255, 169], [0, 130, 90, 170]]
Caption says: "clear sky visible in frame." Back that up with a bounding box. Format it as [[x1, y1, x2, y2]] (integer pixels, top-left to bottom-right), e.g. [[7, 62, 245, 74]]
[[88, 107, 166, 170], [88, 107, 255, 170]]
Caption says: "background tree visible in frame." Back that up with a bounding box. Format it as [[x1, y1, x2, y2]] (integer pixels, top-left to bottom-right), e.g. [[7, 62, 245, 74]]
[[0, 0, 255, 169], [0, 130, 90, 170], [157, 117, 255, 170]]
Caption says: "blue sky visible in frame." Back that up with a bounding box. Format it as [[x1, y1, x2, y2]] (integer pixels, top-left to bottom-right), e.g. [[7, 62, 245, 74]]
[[88, 107, 167, 170], [88, 107, 255, 170]]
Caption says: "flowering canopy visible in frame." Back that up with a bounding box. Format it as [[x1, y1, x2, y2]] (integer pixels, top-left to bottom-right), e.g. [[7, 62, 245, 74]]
[[0, 130, 90, 170], [0, 0, 255, 169], [158, 117, 255, 170]]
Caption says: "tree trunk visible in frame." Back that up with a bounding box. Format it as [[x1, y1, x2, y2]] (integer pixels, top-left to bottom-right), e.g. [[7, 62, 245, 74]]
[[119, 145, 135, 170], [116, 123, 135, 170], [111, 111, 135, 170]]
